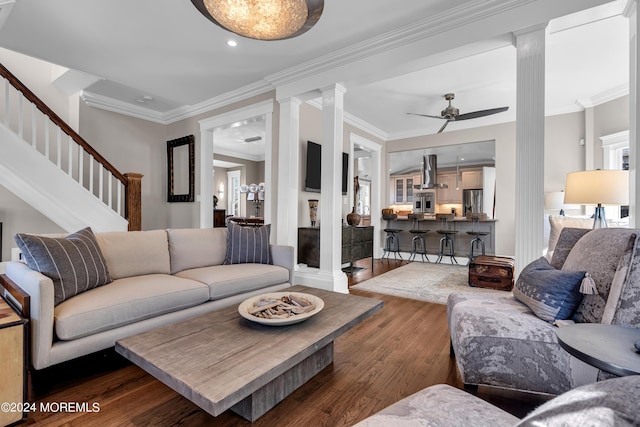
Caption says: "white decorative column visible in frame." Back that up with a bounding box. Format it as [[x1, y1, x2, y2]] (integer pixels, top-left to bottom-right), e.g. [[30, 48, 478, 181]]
[[513, 25, 547, 274], [318, 84, 348, 293], [626, 0, 639, 228], [276, 97, 302, 248], [199, 128, 214, 228]]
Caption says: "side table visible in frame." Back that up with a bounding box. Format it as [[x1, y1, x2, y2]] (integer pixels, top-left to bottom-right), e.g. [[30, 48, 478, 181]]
[[556, 323, 640, 377], [0, 293, 28, 426]]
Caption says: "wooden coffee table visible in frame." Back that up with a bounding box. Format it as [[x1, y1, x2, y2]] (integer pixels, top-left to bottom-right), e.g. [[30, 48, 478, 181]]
[[115, 285, 383, 421]]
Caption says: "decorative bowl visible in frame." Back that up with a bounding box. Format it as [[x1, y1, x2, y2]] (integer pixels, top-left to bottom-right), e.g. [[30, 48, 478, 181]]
[[238, 292, 324, 326]]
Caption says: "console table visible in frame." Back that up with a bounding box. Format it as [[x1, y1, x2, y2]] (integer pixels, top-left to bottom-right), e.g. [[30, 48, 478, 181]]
[[298, 226, 374, 273]]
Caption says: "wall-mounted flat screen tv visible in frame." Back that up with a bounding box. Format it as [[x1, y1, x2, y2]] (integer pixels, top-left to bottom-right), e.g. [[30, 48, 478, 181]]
[[305, 140, 348, 195]]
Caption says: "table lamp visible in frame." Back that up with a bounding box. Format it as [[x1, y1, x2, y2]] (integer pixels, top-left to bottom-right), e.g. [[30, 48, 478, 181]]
[[545, 191, 570, 215], [564, 170, 629, 229]]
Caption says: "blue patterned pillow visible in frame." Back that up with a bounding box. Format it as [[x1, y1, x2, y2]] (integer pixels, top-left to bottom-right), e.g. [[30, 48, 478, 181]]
[[223, 222, 272, 265], [513, 257, 585, 323]]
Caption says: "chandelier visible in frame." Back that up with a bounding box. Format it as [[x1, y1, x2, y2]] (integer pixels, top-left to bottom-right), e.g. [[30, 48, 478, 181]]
[[191, 0, 324, 41]]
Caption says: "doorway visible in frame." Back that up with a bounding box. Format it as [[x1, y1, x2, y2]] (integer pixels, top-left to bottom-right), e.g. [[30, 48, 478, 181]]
[[350, 132, 382, 257], [198, 100, 274, 228]]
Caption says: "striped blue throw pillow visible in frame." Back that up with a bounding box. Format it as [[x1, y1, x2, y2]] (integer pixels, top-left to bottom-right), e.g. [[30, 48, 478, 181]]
[[223, 222, 272, 265], [15, 227, 112, 305]]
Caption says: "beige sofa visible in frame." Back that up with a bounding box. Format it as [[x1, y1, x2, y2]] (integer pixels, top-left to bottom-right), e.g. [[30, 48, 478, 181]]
[[4, 227, 294, 370]]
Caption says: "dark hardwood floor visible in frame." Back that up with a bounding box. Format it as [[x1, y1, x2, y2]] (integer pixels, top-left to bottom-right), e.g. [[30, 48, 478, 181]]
[[25, 258, 546, 426]]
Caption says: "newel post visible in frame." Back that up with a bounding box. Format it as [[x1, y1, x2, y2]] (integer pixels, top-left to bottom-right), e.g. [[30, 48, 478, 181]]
[[124, 173, 143, 231]]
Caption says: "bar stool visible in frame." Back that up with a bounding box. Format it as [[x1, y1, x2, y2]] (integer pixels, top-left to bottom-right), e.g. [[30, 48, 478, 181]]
[[467, 213, 490, 260], [436, 213, 458, 264], [408, 213, 429, 262], [382, 213, 403, 260]]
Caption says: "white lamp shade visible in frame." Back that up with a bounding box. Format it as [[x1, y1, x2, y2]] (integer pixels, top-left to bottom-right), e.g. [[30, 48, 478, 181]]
[[544, 191, 565, 209], [564, 170, 629, 206]]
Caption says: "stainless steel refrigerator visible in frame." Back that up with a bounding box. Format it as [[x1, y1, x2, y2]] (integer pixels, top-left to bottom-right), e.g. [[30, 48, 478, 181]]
[[463, 189, 483, 217]]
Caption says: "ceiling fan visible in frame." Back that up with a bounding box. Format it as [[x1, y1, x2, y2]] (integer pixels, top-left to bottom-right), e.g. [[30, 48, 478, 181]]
[[407, 93, 509, 133]]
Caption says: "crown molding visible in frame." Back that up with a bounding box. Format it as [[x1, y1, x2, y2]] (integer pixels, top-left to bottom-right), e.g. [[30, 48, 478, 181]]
[[79, 0, 537, 130], [306, 99, 389, 141], [213, 146, 264, 162], [82, 80, 273, 125], [163, 81, 273, 124], [265, 0, 534, 87], [80, 91, 168, 124], [575, 83, 629, 109]]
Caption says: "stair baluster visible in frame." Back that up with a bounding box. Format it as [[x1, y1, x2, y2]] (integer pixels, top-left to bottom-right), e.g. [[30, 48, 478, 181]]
[[0, 62, 142, 230]]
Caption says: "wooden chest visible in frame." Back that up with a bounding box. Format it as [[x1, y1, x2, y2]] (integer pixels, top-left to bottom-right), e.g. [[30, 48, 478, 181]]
[[469, 256, 515, 291]]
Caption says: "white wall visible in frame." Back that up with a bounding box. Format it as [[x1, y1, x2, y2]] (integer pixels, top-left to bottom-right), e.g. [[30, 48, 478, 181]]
[[592, 95, 629, 169], [0, 47, 79, 129], [79, 103, 169, 230], [0, 185, 65, 261], [544, 111, 585, 192]]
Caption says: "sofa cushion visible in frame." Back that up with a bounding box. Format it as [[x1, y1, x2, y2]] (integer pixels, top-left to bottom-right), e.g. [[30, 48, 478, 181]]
[[550, 227, 591, 269], [608, 234, 640, 328], [547, 215, 593, 260], [513, 257, 585, 323], [175, 263, 289, 300], [353, 384, 519, 427], [447, 292, 596, 395], [517, 376, 640, 427], [563, 229, 637, 323], [167, 228, 227, 274], [223, 222, 272, 265], [95, 230, 170, 279], [15, 227, 112, 306], [54, 274, 209, 340]]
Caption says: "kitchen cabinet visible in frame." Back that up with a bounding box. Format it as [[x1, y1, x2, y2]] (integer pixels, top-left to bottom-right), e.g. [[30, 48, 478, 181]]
[[436, 172, 462, 204], [390, 174, 421, 203], [461, 170, 483, 190]]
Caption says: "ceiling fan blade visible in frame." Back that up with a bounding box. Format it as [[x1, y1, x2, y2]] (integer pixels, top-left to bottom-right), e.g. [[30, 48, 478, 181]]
[[406, 112, 445, 120], [437, 120, 451, 133], [455, 106, 509, 121]]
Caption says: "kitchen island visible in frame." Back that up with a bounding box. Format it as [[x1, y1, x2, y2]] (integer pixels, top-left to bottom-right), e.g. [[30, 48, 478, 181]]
[[382, 215, 497, 259]]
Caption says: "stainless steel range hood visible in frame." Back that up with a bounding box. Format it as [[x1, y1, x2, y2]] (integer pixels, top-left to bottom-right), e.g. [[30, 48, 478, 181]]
[[419, 155, 447, 189]]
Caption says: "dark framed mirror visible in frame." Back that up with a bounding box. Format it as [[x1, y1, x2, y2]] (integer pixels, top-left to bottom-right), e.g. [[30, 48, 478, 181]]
[[167, 135, 195, 202]]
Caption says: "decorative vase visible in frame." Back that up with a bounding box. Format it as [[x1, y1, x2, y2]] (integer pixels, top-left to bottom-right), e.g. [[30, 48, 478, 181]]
[[346, 176, 361, 226], [308, 199, 319, 227], [346, 208, 361, 226]]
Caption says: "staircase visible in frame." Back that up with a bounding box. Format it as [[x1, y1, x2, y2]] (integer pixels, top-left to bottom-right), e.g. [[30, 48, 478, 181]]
[[0, 63, 141, 232]]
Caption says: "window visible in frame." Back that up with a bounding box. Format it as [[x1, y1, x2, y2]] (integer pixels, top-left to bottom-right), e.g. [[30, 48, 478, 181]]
[[601, 131, 629, 223], [227, 170, 241, 217]]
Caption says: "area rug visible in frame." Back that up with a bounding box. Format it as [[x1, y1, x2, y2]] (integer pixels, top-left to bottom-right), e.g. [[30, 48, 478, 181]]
[[351, 262, 507, 304]]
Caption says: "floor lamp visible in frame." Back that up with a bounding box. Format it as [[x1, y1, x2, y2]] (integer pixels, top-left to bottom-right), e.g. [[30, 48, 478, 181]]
[[564, 170, 629, 229]]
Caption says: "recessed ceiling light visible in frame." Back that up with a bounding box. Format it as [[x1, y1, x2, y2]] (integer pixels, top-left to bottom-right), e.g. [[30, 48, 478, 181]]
[[227, 39, 237, 47]]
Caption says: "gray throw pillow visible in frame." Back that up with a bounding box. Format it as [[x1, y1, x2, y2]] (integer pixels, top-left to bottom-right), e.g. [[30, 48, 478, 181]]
[[550, 227, 591, 269], [14, 227, 112, 305], [223, 222, 272, 265], [562, 229, 638, 323], [517, 375, 640, 426], [513, 257, 585, 322]]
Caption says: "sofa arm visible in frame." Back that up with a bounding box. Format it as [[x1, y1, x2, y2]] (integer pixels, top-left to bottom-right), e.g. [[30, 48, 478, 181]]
[[6, 261, 55, 370], [271, 244, 294, 282]]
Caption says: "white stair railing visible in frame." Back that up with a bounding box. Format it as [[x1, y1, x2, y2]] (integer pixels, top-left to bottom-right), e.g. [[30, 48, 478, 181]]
[[0, 64, 132, 222]]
